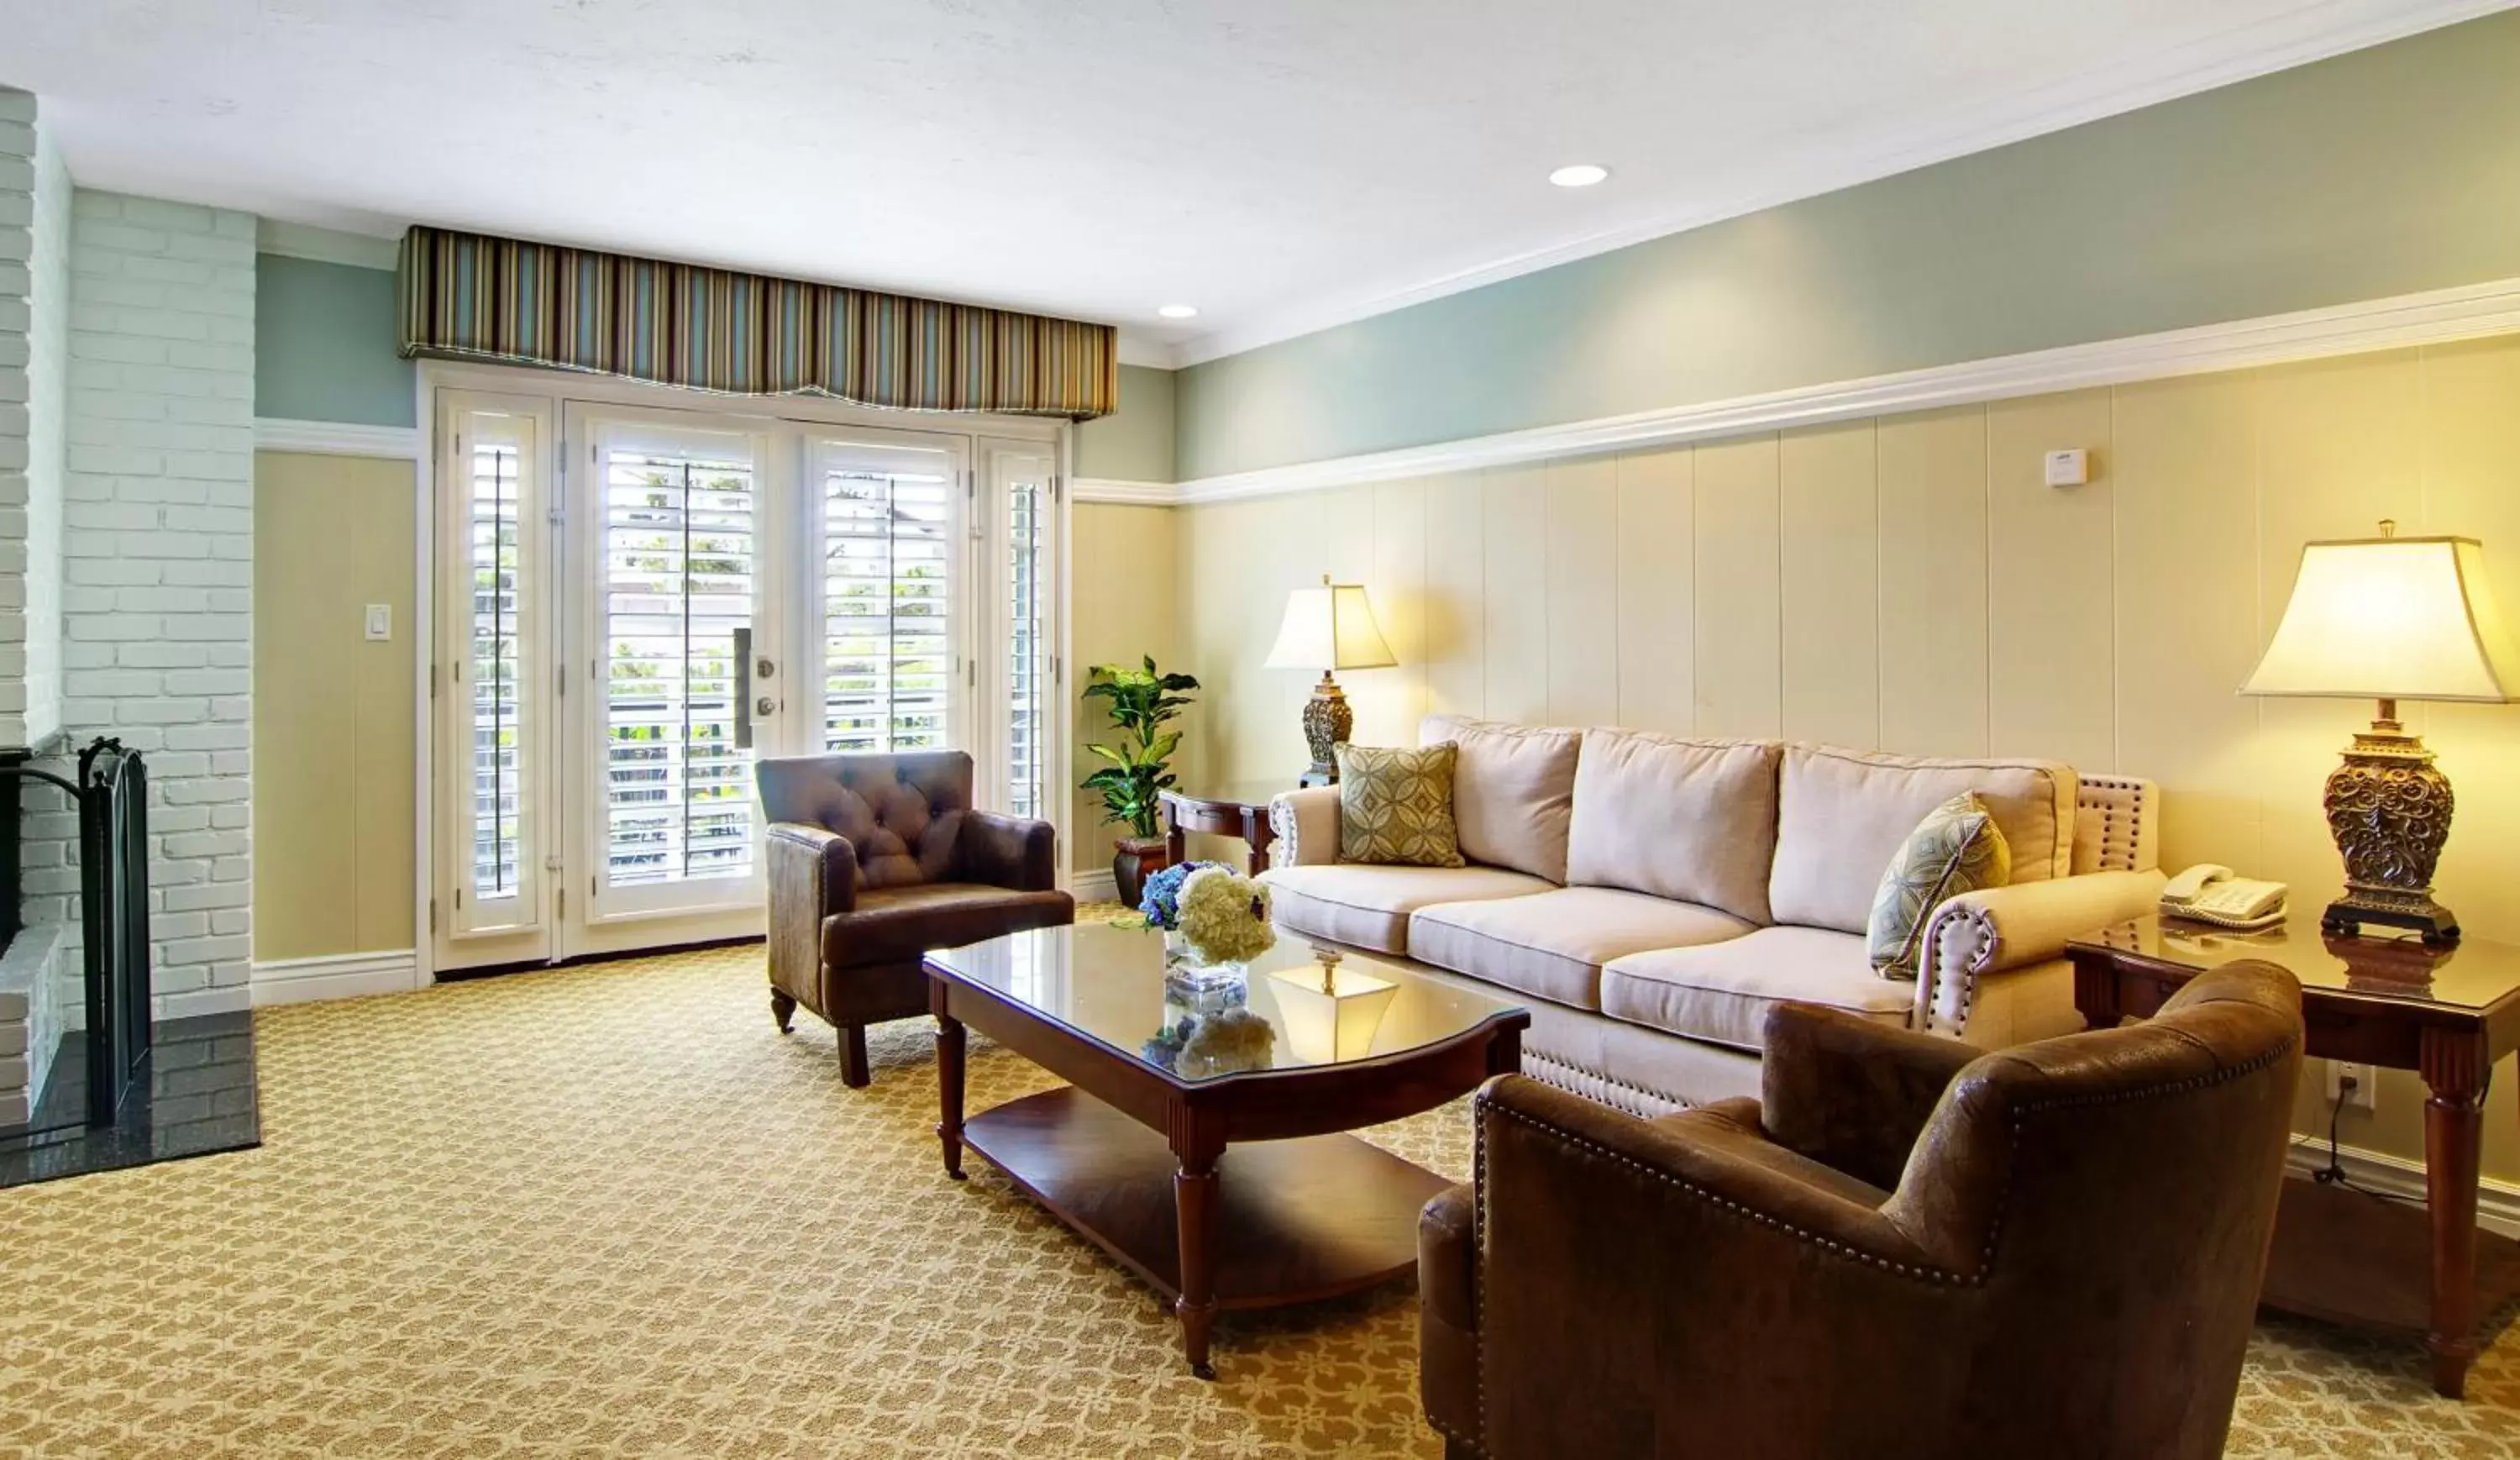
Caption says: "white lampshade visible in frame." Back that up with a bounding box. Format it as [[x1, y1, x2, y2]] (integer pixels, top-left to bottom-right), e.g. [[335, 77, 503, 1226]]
[[1268, 961, 1400, 1064], [2244, 533, 2520, 702], [1263, 576, 1398, 672]]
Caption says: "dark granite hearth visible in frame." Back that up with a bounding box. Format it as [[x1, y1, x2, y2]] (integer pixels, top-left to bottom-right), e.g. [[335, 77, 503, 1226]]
[[0, 1011, 260, 1188]]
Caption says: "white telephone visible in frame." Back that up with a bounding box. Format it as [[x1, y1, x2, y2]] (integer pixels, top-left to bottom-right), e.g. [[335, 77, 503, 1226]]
[[2160, 864, 2289, 931]]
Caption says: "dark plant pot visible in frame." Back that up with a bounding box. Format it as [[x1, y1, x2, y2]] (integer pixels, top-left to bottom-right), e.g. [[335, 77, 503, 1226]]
[[1112, 836, 1171, 910]]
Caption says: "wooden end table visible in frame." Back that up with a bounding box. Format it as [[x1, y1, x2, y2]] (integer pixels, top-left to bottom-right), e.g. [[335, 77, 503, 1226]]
[[925, 922, 1526, 1379], [2069, 914, 2520, 1398], [1158, 780, 1297, 878]]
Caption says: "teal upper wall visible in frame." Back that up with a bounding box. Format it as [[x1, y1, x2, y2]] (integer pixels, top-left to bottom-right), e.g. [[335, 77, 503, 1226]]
[[1174, 8, 2520, 481], [255, 253, 413, 427], [1074, 364, 1175, 482]]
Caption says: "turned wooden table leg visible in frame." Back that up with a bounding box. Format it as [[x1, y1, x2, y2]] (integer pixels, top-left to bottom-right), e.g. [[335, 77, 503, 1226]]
[[1171, 1117, 1225, 1380], [2421, 1029, 2488, 1399], [936, 1005, 968, 1182]]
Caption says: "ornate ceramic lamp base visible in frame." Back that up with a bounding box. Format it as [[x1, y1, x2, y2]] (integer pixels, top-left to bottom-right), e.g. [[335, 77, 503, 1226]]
[[1299, 671, 1351, 786], [2320, 706, 2460, 947]]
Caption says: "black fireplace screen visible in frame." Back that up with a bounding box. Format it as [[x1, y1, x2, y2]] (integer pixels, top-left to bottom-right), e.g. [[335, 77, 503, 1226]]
[[77, 740, 151, 1122], [3, 738, 154, 1127]]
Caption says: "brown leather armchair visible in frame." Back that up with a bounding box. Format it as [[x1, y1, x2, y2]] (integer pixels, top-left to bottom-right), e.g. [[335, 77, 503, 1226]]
[[758, 751, 1073, 1086], [1421, 962, 2304, 1460]]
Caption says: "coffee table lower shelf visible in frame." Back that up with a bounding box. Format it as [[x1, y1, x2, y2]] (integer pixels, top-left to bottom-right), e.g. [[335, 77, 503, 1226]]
[[962, 1086, 1449, 1314]]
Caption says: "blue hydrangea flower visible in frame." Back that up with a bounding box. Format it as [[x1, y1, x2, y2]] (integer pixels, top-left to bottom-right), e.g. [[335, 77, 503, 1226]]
[[1139, 859, 1227, 929]]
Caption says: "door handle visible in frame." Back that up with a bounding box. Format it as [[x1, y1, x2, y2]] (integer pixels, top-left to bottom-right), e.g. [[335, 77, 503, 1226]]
[[734, 627, 753, 750]]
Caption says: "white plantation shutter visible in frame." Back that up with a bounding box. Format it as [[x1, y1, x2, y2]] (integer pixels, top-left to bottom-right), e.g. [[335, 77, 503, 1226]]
[[818, 439, 960, 754], [991, 446, 1056, 820], [440, 401, 549, 940], [597, 431, 759, 889]]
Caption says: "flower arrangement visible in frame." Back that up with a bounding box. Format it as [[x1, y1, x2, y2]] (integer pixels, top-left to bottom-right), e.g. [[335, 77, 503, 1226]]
[[1138, 859, 1226, 932], [1175, 866, 1277, 965]]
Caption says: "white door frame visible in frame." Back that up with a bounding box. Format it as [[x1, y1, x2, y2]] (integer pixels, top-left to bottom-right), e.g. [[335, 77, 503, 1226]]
[[412, 360, 1073, 985]]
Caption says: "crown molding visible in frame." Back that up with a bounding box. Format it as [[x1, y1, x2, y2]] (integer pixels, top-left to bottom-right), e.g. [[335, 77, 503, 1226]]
[[1163, 274, 2520, 507], [1071, 478, 1179, 506], [255, 417, 425, 459], [1168, 0, 2515, 369]]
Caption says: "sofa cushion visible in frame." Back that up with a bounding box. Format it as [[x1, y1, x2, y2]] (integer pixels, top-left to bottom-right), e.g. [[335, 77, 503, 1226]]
[[1420, 714, 1581, 883], [1336, 742, 1466, 868], [1601, 927, 1914, 1053], [1409, 887, 1753, 1011], [1767, 745, 2076, 934], [1259, 863, 1552, 955], [1565, 729, 1780, 924]]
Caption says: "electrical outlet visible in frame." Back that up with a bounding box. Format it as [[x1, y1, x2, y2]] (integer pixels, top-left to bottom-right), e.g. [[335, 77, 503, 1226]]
[[2326, 1059, 2377, 1113]]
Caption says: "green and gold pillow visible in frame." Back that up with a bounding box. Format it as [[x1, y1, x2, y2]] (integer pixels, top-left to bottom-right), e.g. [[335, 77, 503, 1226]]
[[1867, 793, 2011, 980], [1336, 743, 1465, 869]]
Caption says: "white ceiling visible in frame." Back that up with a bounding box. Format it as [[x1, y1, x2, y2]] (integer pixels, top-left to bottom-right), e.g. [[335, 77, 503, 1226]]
[[0, 0, 2506, 367]]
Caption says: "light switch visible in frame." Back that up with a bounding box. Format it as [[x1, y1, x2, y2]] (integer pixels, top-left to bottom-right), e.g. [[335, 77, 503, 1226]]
[[365, 603, 392, 641]]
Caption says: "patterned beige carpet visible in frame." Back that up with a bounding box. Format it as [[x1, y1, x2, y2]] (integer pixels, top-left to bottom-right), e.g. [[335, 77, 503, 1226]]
[[3, 938, 2517, 1457]]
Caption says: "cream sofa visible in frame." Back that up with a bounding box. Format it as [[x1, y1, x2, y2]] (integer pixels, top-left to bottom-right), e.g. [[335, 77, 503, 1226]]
[[1259, 716, 2164, 1114]]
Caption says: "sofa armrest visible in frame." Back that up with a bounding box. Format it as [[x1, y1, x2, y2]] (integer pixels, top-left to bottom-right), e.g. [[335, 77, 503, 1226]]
[[959, 810, 1059, 891], [1915, 869, 2166, 1034], [1267, 786, 1341, 868], [768, 822, 856, 918], [1759, 1004, 1982, 1192]]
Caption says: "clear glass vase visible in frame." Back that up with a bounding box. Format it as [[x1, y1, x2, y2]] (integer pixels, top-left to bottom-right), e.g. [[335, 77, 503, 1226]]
[[1162, 928, 1248, 995]]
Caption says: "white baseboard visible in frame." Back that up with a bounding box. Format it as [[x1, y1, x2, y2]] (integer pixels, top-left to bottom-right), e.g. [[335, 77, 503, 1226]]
[[251, 949, 423, 1006], [1071, 869, 1119, 905], [2286, 1134, 2520, 1240]]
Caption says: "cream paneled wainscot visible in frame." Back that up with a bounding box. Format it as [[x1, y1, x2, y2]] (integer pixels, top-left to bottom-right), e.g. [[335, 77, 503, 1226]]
[[1257, 717, 2162, 1111], [1175, 334, 2520, 1183]]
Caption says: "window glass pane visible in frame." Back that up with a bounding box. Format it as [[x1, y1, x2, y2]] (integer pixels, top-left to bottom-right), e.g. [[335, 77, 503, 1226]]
[[823, 454, 953, 754], [602, 444, 757, 888], [469, 439, 526, 901]]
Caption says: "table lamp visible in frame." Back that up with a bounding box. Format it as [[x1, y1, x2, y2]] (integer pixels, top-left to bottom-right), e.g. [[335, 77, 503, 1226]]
[[1264, 575, 1397, 785], [2242, 521, 2520, 945]]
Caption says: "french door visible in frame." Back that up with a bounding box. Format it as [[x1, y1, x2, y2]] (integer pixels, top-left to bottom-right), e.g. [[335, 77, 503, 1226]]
[[431, 386, 1063, 973]]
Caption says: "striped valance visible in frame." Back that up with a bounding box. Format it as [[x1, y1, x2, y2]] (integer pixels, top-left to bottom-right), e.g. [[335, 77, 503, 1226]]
[[396, 225, 1118, 419]]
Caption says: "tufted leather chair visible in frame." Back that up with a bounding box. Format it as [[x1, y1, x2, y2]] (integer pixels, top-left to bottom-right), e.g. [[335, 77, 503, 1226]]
[[1420, 961, 2303, 1460], [757, 751, 1073, 1086]]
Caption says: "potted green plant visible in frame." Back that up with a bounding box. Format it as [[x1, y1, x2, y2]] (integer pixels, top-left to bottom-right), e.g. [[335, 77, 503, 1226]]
[[1082, 656, 1201, 906]]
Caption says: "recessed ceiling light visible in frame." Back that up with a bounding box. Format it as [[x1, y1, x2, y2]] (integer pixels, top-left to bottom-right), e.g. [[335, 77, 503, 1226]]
[[1548, 164, 1610, 188], [1157, 304, 1200, 320]]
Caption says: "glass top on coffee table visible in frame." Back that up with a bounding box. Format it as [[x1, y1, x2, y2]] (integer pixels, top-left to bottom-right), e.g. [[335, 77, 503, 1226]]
[[923, 919, 1525, 1082]]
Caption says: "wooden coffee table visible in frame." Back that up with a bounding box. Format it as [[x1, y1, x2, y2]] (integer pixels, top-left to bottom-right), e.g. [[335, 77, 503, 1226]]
[[924, 922, 1528, 1379]]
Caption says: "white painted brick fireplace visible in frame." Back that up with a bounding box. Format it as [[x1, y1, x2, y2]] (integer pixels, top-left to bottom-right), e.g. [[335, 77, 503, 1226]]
[[0, 83, 259, 1124]]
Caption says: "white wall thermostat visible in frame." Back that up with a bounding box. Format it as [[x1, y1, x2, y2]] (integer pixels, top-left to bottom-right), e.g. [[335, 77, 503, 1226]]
[[2043, 449, 2090, 488]]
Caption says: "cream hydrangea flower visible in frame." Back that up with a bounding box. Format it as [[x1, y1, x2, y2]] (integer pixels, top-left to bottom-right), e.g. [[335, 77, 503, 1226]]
[[1176, 866, 1277, 964]]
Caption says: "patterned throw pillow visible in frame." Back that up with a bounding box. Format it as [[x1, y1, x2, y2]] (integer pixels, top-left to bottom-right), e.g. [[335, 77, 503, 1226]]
[[1867, 792, 2011, 981], [1336, 743, 1465, 869]]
